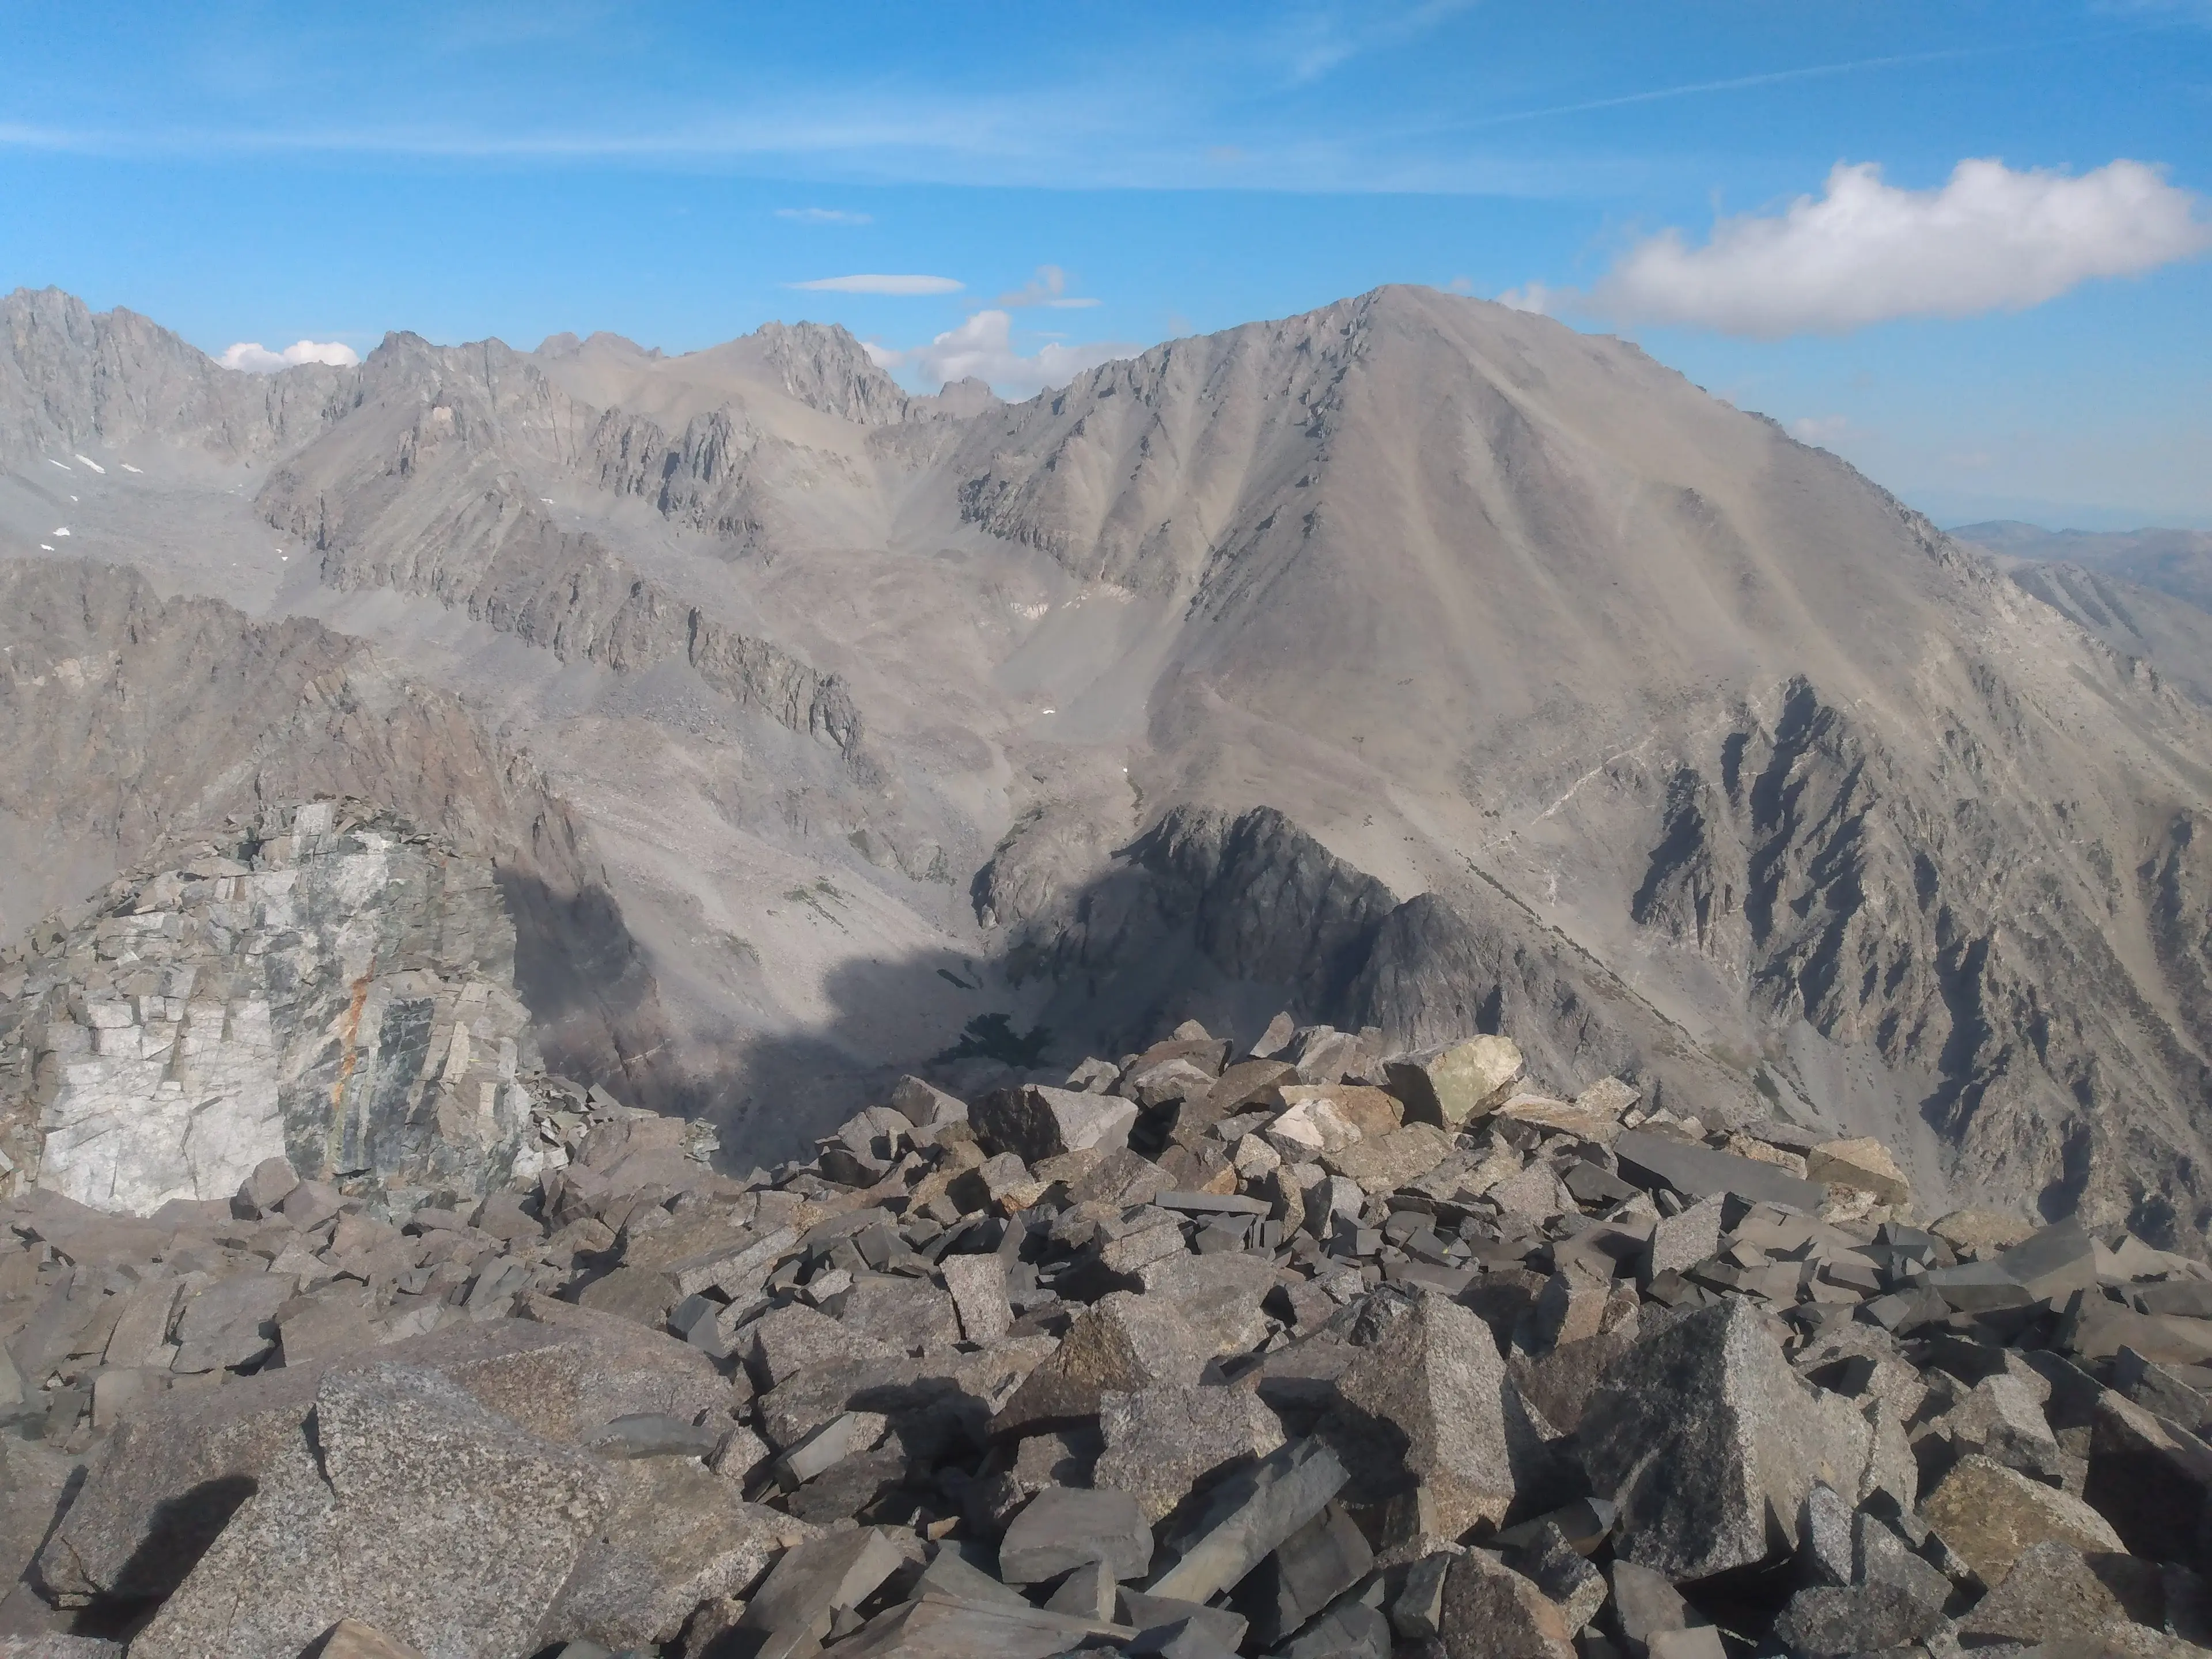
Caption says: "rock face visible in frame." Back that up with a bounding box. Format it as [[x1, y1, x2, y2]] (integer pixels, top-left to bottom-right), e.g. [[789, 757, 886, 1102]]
[[0, 1008, 2206, 1658], [0, 802, 545, 1212]]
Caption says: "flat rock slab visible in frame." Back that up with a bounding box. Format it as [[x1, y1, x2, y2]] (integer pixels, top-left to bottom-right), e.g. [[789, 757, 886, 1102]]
[[131, 1362, 619, 1659], [998, 1486, 1154, 1585], [1613, 1131, 1827, 1211]]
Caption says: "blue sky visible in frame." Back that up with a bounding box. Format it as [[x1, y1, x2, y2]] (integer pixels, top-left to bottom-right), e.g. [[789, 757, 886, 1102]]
[[2, 1, 2207, 527]]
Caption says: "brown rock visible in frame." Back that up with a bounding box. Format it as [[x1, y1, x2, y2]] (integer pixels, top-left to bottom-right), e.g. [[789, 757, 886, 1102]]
[[1921, 1454, 2124, 1586]]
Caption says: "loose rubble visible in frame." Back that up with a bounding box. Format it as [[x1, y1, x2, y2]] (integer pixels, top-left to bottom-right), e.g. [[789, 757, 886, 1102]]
[[1, 1016, 2210, 1657]]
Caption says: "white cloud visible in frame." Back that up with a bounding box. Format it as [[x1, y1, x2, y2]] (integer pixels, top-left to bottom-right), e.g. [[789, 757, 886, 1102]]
[[777, 207, 872, 225], [788, 273, 961, 295], [870, 309, 1134, 400], [994, 264, 1101, 309], [219, 338, 361, 372], [1787, 414, 1854, 446], [1578, 158, 2211, 337], [1494, 281, 1559, 314]]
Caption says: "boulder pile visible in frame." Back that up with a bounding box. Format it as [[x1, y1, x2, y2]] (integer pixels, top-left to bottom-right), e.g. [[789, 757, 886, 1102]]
[[1, 1014, 2209, 1657]]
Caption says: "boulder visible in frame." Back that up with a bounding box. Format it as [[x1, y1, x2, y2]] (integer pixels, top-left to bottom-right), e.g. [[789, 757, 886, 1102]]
[[1386, 1036, 1525, 1128], [1437, 1550, 1575, 1659], [1093, 1383, 1287, 1522], [1921, 1453, 2125, 1585], [1326, 1287, 1544, 1536], [544, 1456, 806, 1649], [130, 1362, 620, 1659], [972, 1086, 1138, 1164], [1577, 1299, 1873, 1581]]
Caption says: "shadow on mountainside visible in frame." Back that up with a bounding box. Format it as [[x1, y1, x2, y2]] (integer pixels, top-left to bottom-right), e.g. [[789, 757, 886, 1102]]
[[687, 804, 1764, 1169]]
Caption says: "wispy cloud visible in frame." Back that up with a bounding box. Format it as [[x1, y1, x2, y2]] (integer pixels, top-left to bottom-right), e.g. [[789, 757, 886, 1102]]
[[1456, 44, 2021, 130], [777, 207, 872, 226], [1518, 158, 2211, 336], [789, 274, 963, 296], [868, 310, 1134, 400], [218, 339, 361, 372], [994, 266, 1100, 309]]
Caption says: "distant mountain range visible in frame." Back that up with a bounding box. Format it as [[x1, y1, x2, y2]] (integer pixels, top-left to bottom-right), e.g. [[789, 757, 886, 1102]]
[[8, 283, 2212, 1247]]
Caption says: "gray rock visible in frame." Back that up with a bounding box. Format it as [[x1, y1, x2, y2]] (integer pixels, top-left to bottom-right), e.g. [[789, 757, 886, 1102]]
[[1612, 1130, 1827, 1210], [546, 1455, 806, 1648], [941, 1252, 1012, 1344], [838, 1274, 962, 1353], [1506, 1520, 1607, 1634], [744, 1301, 898, 1389], [1800, 1482, 1854, 1587], [1093, 1382, 1287, 1522], [41, 1312, 722, 1607], [1389, 1550, 1455, 1640], [1956, 1540, 2165, 1645], [235, 1155, 301, 1219], [1608, 1561, 1705, 1659], [998, 1485, 1154, 1584], [1130, 1251, 1278, 1361], [1147, 1437, 1349, 1605], [972, 1085, 1138, 1164], [1119, 1589, 1248, 1653], [1640, 1195, 1725, 1281], [1773, 1582, 1946, 1658], [1277, 1593, 1392, 1659], [1044, 1556, 1119, 1620], [1327, 1286, 1544, 1536], [1437, 1550, 1575, 1659], [1241, 1502, 1373, 1647], [736, 1526, 904, 1653], [1577, 1299, 1873, 1581], [131, 1362, 619, 1659], [583, 1411, 720, 1459]]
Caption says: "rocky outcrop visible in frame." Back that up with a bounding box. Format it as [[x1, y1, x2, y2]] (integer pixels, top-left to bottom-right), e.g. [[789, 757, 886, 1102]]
[[0, 802, 546, 1213], [738, 320, 914, 426], [0, 558, 677, 1117]]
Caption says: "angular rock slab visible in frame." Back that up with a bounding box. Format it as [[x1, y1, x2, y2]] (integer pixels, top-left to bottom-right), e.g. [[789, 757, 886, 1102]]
[[1386, 1036, 1524, 1128], [544, 1455, 808, 1648], [972, 1086, 1138, 1164], [41, 1312, 722, 1608], [1921, 1453, 2125, 1587], [1438, 1550, 1576, 1659], [1328, 1286, 1546, 1536], [1577, 1299, 1873, 1581], [1093, 1382, 1287, 1523], [998, 1485, 1154, 1584], [131, 1362, 619, 1659]]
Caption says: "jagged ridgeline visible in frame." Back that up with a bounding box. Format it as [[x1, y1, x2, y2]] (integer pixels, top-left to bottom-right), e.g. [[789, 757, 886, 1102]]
[[6, 282, 2212, 1253]]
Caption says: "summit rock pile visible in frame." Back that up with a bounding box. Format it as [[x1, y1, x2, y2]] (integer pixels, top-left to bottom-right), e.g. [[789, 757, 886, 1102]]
[[0, 1014, 2207, 1656]]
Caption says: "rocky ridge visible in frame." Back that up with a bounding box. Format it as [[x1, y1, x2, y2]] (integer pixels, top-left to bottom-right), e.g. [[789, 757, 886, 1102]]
[[10, 284, 2212, 1255], [0, 1006, 2208, 1656]]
